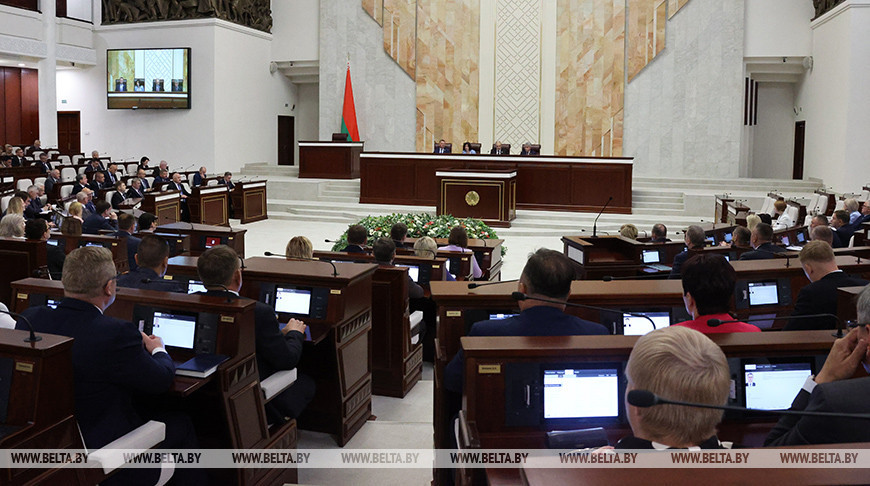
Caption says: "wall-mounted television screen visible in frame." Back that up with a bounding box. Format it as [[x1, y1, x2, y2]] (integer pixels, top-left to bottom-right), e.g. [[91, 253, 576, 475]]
[[107, 48, 191, 109]]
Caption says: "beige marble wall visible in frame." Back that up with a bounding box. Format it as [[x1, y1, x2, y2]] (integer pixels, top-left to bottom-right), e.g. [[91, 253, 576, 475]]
[[384, 0, 416, 77], [555, 0, 625, 157], [627, 0, 667, 81], [668, 0, 691, 19], [362, 0, 384, 25], [415, 0, 481, 151]]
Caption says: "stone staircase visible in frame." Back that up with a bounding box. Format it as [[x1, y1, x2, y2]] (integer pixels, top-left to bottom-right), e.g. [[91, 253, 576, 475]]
[[239, 163, 827, 237]]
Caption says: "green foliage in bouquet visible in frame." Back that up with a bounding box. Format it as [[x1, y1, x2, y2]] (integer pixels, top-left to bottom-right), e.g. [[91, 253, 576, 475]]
[[330, 213, 506, 256]]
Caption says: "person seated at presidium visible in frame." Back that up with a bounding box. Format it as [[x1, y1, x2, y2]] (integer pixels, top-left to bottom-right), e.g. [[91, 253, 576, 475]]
[[439, 226, 483, 279], [520, 142, 535, 155], [765, 285, 870, 446], [285, 235, 314, 260], [444, 249, 608, 393], [673, 253, 760, 334], [117, 234, 185, 292], [196, 245, 315, 422], [434, 139, 451, 154], [16, 246, 204, 485], [461, 142, 476, 154], [668, 225, 706, 279], [491, 141, 508, 155], [739, 223, 786, 260], [342, 224, 368, 253], [615, 326, 731, 449], [784, 240, 868, 331], [82, 200, 118, 234], [373, 238, 424, 300]]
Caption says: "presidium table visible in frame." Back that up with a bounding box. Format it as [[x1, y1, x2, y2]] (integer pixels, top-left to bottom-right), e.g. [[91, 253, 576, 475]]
[[359, 152, 633, 213]]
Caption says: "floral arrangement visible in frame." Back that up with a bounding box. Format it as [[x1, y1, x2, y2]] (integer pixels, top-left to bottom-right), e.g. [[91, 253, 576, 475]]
[[330, 213, 506, 255]]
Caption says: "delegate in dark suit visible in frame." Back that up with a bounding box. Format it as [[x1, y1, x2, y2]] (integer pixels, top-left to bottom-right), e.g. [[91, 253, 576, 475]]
[[9, 155, 26, 167], [192, 172, 206, 187], [82, 213, 118, 234], [17, 298, 176, 449], [199, 289, 315, 421], [444, 306, 608, 393], [44, 175, 61, 195], [117, 267, 185, 292], [127, 186, 145, 200], [765, 376, 870, 446], [490, 147, 508, 155], [23, 198, 44, 220], [668, 249, 692, 279], [785, 271, 868, 330], [739, 242, 787, 260], [111, 191, 127, 209], [341, 244, 367, 254], [111, 230, 142, 271], [71, 182, 88, 195], [46, 244, 65, 279]]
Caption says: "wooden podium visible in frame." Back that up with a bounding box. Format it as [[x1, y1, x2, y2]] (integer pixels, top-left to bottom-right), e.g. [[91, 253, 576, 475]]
[[231, 180, 268, 224], [188, 186, 229, 226], [139, 191, 180, 224], [436, 169, 516, 228], [298, 141, 364, 179]]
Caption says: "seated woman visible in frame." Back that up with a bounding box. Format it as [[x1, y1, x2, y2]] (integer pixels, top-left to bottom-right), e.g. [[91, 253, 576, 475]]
[[285, 235, 314, 260], [619, 223, 638, 240], [461, 142, 476, 154], [0, 214, 25, 238], [5, 196, 25, 217], [617, 326, 731, 449], [673, 253, 760, 333], [438, 226, 483, 279], [415, 236, 454, 281], [61, 202, 84, 236]]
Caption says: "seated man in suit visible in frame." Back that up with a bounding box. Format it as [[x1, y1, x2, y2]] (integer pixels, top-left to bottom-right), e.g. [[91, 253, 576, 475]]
[[84, 157, 105, 174], [372, 238, 424, 299], [9, 148, 26, 167], [390, 222, 411, 249], [152, 160, 168, 178], [739, 223, 786, 260], [17, 246, 203, 485], [730, 226, 751, 249], [82, 200, 118, 234], [192, 166, 208, 187], [673, 253, 760, 334], [136, 168, 151, 191], [105, 163, 120, 186], [218, 171, 235, 190], [490, 141, 507, 155], [196, 245, 315, 422], [650, 223, 670, 243], [445, 249, 608, 394], [23, 185, 49, 220], [71, 173, 89, 195], [117, 234, 184, 292], [27, 139, 41, 155], [169, 172, 191, 222], [784, 241, 868, 330], [831, 210, 854, 248], [669, 225, 705, 279], [811, 225, 835, 246], [44, 169, 61, 195], [859, 201, 870, 225], [90, 171, 108, 192], [519, 142, 533, 155], [616, 326, 730, 449], [342, 224, 369, 253], [25, 218, 64, 279], [110, 212, 142, 271], [139, 212, 158, 232], [153, 169, 170, 186], [765, 285, 870, 446], [35, 152, 52, 174], [127, 177, 146, 199], [434, 139, 451, 154], [810, 214, 843, 247], [77, 189, 97, 217], [110, 181, 127, 209]]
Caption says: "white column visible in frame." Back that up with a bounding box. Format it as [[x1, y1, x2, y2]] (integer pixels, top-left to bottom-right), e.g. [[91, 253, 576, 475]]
[[38, 0, 59, 148], [478, 0, 496, 149], [539, 0, 556, 155]]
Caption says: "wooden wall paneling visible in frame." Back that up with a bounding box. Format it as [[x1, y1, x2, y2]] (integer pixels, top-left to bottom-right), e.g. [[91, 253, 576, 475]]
[[20, 68, 39, 144], [0, 69, 6, 143], [4, 68, 23, 144], [514, 164, 571, 205]]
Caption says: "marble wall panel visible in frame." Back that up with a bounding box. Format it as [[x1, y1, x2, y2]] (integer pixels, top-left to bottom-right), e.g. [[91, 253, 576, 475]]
[[384, 0, 416, 77], [362, 0, 384, 25], [668, 0, 691, 19], [627, 0, 667, 81]]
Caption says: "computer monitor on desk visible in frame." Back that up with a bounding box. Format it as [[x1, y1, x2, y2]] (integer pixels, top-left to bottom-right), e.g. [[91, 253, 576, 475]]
[[132, 305, 219, 359]]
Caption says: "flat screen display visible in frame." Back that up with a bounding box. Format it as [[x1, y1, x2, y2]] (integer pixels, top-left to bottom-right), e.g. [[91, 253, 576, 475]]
[[489, 313, 518, 320], [397, 264, 420, 282], [204, 236, 222, 248], [796, 231, 807, 244], [47, 239, 59, 246], [724, 232, 733, 243], [748, 281, 779, 306], [46, 298, 61, 309], [187, 280, 206, 294], [152, 310, 196, 349], [274, 287, 311, 315], [543, 368, 619, 419], [641, 249, 660, 264], [781, 235, 790, 246], [744, 362, 812, 410], [705, 236, 715, 245], [81, 241, 107, 248], [107, 48, 191, 109], [622, 311, 670, 336]]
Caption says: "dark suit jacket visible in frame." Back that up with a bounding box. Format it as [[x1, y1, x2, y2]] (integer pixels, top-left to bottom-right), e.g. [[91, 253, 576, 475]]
[[152, 176, 169, 185], [490, 147, 508, 155], [341, 244, 367, 254], [126, 187, 145, 200], [520, 150, 532, 155], [668, 249, 692, 279], [24, 199, 43, 220], [9, 156, 25, 167], [218, 179, 235, 190], [834, 226, 856, 248], [105, 171, 119, 186], [44, 176, 60, 195], [36, 161, 52, 173], [434, 147, 451, 154], [71, 182, 88, 195], [82, 213, 118, 234], [88, 181, 105, 192], [765, 376, 870, 446], [117, 267, 184, 292], [46, 244, 65, 279], [111, 191, 126, 209], [198, 290, 304, 381], [616, 435, 723, 449], [110, 230, 142, 271], [151, 167, 163, 178], [192, 173, 206, 186], [170, 181, 190, 197], [139, 177, 150, 190], [444, 306, 608, 393], [739, 242, 787, 260], [84, 201, 97, 217], [18, 298, 175, 449], [784, 271, 868, 330]]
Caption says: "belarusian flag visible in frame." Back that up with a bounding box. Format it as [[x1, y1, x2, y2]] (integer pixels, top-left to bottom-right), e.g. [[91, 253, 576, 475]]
[[340, 66, 360, 142]]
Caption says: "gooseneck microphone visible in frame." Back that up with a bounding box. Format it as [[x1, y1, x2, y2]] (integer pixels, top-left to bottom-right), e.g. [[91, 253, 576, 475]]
[[627, 389, 870, 420], [592, 196, 613, 237], [468, 278, 519, 289], [511, 292, 656, 331], [264, 251, 339, 276], [708, 313, 844, 337], [0, 307, 42, 343]]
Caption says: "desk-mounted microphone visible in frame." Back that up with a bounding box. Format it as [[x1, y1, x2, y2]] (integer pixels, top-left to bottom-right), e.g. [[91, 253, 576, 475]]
[[264, 251, 338, 276], [603, 273, 668, 281], [468, 278, 518, 289], [708, 313, 844, 337], [592, 197, 613, 237], [510, 292, 656, 332], [627, 389, 870, 420], [1, 307, 42, 343]]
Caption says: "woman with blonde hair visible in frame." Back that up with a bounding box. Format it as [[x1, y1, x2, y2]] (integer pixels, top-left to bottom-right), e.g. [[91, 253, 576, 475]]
[[285, 236, 314, 260], [746, 213, 761, 231], [61, 202, 84, 236], [5, 196, 24, 216], [0, 214, 25, 238], [619, 223, 638, 240]]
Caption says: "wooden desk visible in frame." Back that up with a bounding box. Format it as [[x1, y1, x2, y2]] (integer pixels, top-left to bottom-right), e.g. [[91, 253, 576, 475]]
[[404, 237, 504, 281], [136, 231, 192, 257], [187, 185, 229, 226], [561, 236, 685, 279], [299, 141, 364, 179], [139, 191, 180, 224], [436, 169, 516, 228], [156, 222, 246, 258], [360, 152, 633, 213], [836, 286, 867, 324], [231, 180, 268, 224], [239, 257, 377, 446], [50, 233, 128, 273], [0, 237, 47, 306]]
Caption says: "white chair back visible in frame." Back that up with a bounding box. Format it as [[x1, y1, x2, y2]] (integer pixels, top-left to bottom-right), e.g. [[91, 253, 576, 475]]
[[105, 191, 115, 204], [126, 163, 138, 175], [60, 167, 76, 182], [60, 185, 74, 200], [207, 179, 218, 187], [785, 205, 799, 227], [0, 195, 11, 213], [16, 179, 33, 191], [58, 155, 71, 164], [34, 177, 46, 186], [72, 154, 83, 163], [817, 197, 828, 215]]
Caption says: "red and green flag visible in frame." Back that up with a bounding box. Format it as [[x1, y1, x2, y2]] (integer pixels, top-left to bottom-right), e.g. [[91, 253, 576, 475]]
[[340, 66, 360, 142]]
